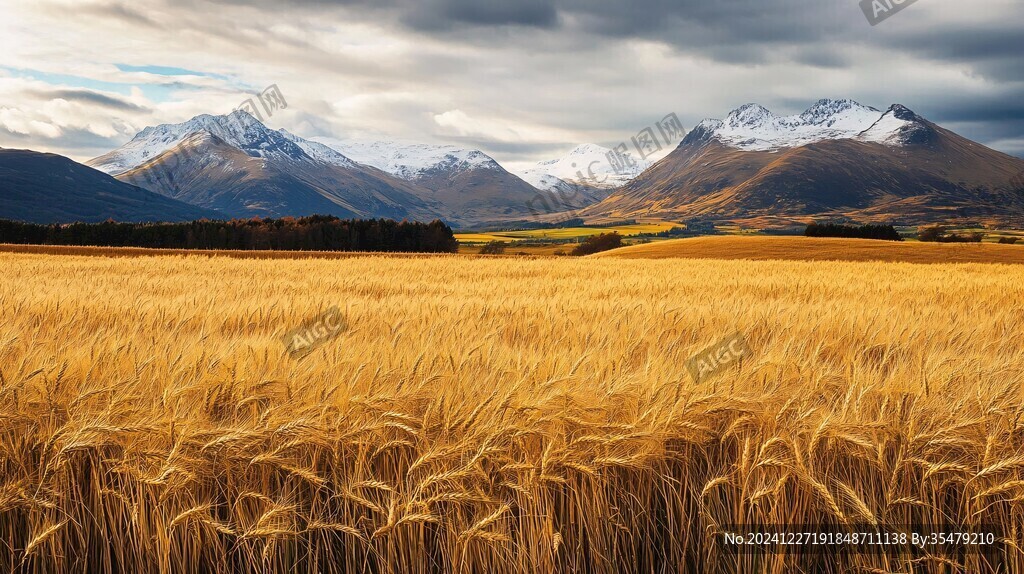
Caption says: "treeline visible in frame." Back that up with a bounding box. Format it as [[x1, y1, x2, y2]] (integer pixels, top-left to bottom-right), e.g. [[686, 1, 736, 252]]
[[633, 226, 697, 239], [0, 216, 459, 253], [917, 226, 984, 243], [805, 223, 903, 241], [570, 232, 623, 256]]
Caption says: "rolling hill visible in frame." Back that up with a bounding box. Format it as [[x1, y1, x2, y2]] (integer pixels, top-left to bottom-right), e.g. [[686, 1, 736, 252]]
[[0, 148, 220, 224], [593, 235, 1024, 264]]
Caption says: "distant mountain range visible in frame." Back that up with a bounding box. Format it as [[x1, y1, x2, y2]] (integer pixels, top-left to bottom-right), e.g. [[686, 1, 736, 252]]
[[583, 99, 1024, 226], [83, 113, 561, 226], [511, 143, 650, 210], [311, 138, 546, 224], [515, 143, 653, 190], [2, 99, 1023, 228], [87, 112, 440, 223], [0, 148, 219, 224]]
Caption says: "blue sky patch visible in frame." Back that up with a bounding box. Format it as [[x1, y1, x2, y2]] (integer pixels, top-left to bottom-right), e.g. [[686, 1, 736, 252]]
[[2, 65, 231, 104]]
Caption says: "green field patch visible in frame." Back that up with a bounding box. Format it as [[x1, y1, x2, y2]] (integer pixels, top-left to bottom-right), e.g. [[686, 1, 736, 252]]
[[456, 221, 681, 244]]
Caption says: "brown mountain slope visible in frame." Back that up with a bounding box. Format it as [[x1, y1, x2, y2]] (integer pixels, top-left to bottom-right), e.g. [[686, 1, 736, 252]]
[[398, 163, 557, 226], [307, 139, 576, 226]]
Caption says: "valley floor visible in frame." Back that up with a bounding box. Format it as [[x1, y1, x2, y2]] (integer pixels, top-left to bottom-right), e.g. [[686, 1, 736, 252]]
[[1, 252, 1023, 572], [595, 235, 1024, 265], [9, 233, 1024, 265]]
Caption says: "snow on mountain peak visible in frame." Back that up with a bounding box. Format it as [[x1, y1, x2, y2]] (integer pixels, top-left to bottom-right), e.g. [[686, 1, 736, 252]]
[[724, 104, 777, 128], [277, 130, 357, 168], [311, 138, 502, 180], [887, 104, 922, 122], [515, 143, 656, 192], [133, 111, 263, 146], [566, 143, 609, 157], [89, 111, 310, 174], [856, 104, 933, 146], [90, 109, 504, 180], [688, 99, 915, 151], [799, 98, 875, 125]]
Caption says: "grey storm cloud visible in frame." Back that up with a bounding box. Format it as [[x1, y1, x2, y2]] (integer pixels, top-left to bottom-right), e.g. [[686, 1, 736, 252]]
[[75, 0, 1024, 65], [885, 25, 1024, 83], [193, 0, 1022, 72], [210, 0, 558, 28], [7, 0, 1024, 161], [404, 0, 559, 29], [212, 0, 847, 44], [201, 0, 1020, 73], [28, 88, 150, 112], [559, 0, 847, 44]]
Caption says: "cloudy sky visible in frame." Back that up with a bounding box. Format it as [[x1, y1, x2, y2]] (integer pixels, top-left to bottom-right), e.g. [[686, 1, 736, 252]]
[[1, 0, 1022, 170]]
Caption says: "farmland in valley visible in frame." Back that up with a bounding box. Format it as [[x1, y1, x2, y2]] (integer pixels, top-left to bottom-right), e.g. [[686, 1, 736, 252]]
[[454, 221, 680, 244]]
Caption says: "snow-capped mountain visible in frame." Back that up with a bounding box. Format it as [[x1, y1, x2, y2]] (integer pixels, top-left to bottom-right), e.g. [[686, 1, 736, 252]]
[[309, 138, 551, 224], [89, 111, 316, 175], [313, 139, 502, 180], [87, 112, 439, 221], [856, 104, 932, 146], [314, 138, 616, 213], [278, 130, 358, 168], [515, 143, 657, 192], [512, 169, 611, 210], [585, 100, 1024, 226], [686, 99, 927, 151]]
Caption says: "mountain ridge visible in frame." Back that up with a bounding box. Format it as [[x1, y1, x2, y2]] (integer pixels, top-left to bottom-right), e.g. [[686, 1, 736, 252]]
[[684, 99, 921, 151], [583, 100, 1024, 226], [310, 138, 551, 225]]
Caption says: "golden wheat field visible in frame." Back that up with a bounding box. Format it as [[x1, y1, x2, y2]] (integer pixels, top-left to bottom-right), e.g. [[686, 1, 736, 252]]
[[596, 236, 1024, 265], [2, 251, 1024, 573]]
